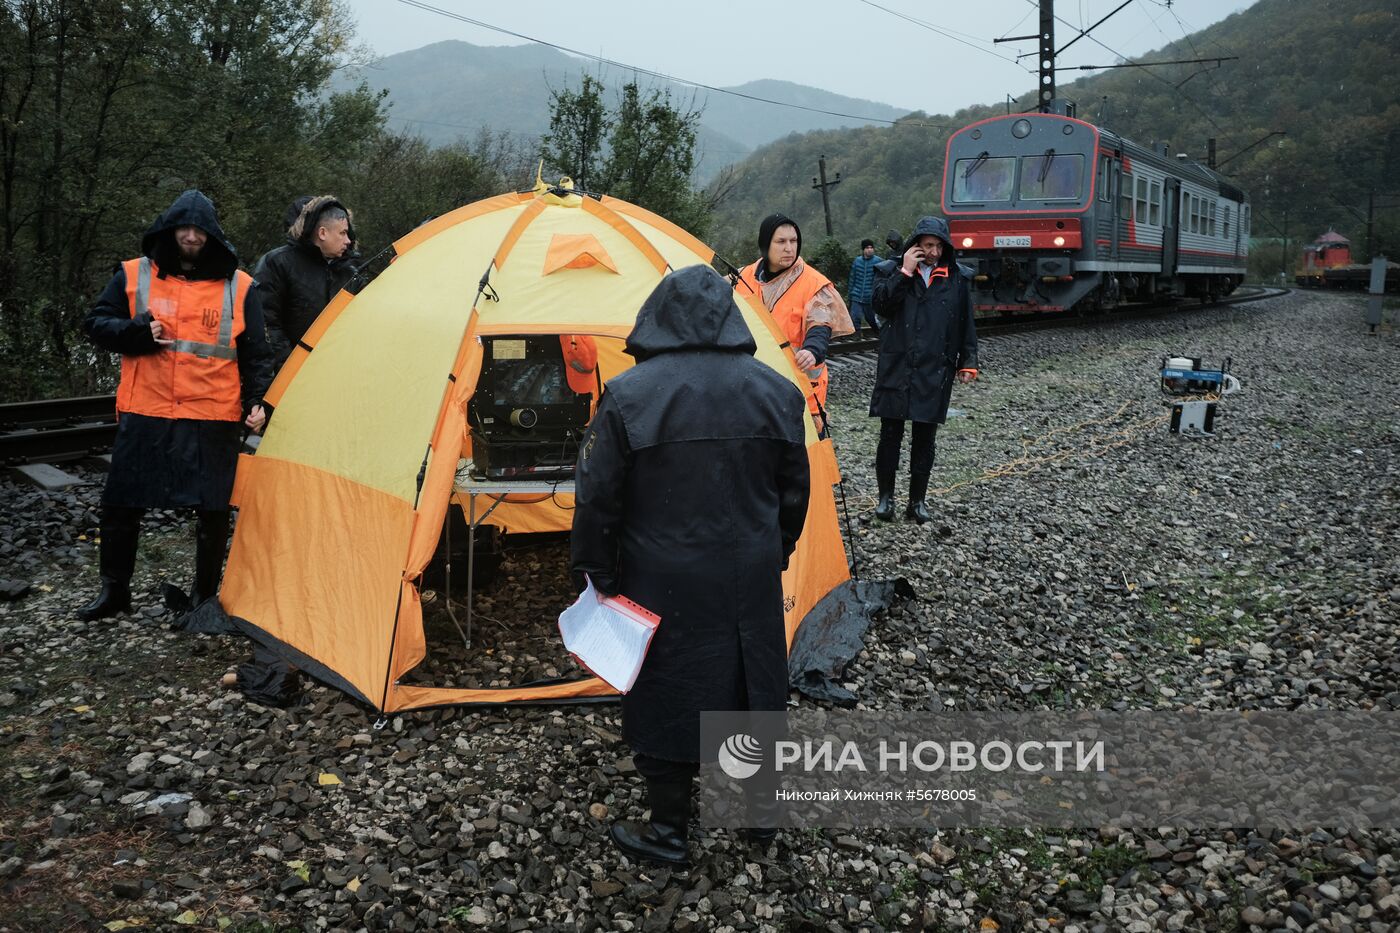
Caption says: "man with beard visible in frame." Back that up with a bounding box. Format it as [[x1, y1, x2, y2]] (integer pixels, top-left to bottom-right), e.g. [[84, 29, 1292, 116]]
[[78, 190, 274, 620], [737, 214, 854, 434], [571, 266, 811, 866]]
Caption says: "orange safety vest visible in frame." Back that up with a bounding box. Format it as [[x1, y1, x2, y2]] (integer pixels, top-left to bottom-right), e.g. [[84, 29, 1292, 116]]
[[559, 334, 598, 396], [738, 260, 832, 415], [116, 257, 251, 422]]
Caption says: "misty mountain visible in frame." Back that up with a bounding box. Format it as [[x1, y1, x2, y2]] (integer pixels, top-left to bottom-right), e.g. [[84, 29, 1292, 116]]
[[332, 40, 909, 183]]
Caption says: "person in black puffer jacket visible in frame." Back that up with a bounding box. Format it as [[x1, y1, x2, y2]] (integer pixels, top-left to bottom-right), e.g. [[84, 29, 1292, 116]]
[[253, 195, 362, 368]]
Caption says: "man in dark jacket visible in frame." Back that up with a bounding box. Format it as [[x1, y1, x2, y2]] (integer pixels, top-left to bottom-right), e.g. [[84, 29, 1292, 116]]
[[847, 239, 881, 336], [869, 216, 979, 524], [571, 265, 811, 866], [78, 190, 275, 620], [254, 195, 360, 368]]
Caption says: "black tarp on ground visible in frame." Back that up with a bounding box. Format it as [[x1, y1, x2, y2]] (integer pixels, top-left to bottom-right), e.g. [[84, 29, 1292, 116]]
[[787, 577, 914, 705]]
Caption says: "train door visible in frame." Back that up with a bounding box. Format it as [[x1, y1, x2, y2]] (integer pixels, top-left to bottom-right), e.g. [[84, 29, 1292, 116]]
[[1110, 160, 1122, 259], [1162, 179, 1181, 276]]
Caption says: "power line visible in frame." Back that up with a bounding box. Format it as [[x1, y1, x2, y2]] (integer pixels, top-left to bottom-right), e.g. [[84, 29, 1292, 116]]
[[856, 0, 1035, 70], [1021, 0, 1229, 136], [390, 0, 948, 130]]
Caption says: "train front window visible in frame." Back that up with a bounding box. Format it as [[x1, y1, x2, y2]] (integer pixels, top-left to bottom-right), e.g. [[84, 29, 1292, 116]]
[[1018, 153, 1084, 200], [952, 156, 1015, 202]]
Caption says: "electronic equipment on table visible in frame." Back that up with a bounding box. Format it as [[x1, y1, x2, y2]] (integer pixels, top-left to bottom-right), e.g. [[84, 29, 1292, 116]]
[[467, 335, 593, 481]]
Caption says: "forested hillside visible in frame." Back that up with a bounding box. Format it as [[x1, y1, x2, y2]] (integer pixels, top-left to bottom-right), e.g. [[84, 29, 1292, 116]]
[[707, 0, 1400, 277]]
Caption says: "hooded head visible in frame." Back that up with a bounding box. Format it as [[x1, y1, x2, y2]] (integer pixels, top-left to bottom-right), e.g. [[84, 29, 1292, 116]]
[[140, 189, 238, 280], [283, 195, 314, 232], [885, 229, 903, 252], [758, 213, 802, 274], [288, 195, 356, 259], [904, 216, 956, 268], [625, 265, 758, 363]]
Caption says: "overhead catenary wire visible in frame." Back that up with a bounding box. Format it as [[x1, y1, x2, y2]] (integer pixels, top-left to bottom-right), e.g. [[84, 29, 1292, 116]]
[[1019, 0, 1230, 137], [856, 0, 1037, 72], [389, 0, 949, 129]]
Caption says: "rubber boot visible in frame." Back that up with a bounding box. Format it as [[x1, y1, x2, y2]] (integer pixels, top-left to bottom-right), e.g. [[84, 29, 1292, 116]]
[[874, 459, 897, 523], [77, 507, 140, 621], [905, 471, 932, 525], [190, 510, 231, 607], [609, 778, 691, 866]]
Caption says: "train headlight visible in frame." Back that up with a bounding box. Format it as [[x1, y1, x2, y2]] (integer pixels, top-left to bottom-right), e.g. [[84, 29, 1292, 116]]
[[1012, 118, 1032, 138], [1053, 235, 1066, 247], [961, 237, 974, 248]]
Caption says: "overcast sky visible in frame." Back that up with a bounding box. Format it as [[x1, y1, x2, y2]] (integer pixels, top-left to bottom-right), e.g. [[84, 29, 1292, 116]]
[[343, 0, 1259, 115]]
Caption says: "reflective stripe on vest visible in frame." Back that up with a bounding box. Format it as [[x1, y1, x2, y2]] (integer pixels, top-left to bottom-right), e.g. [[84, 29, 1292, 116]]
[[133, 257, 238, 361]]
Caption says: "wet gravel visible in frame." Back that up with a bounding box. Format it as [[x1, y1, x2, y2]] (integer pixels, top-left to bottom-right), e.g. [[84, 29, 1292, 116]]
[[1, 289, 1398, 931]]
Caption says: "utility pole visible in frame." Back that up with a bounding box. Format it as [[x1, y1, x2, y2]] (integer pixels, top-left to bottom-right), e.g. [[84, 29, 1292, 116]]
[[812, 156, 841, 237], [1207, 138, 1216, 170], [1281, 208, 1289, 284]]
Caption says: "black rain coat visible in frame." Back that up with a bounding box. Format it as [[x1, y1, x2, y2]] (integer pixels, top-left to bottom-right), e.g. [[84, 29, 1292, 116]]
[[253, 196, 360, 367], [83, 190, 274, 510], [570, 266, 811, 762], [869, 216, 979, 424]]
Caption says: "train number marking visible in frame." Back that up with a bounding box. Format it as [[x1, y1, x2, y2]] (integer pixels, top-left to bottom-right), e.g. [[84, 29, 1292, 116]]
[[993, 235, 1032, 248]]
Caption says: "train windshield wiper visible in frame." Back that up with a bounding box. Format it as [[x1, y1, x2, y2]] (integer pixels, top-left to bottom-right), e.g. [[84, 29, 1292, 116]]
[[1038, 148, 1057, 183], [963, 151, 990, 179]]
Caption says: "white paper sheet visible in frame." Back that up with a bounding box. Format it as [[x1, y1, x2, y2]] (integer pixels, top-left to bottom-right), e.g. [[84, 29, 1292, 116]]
[[557, 576, 660, 693]]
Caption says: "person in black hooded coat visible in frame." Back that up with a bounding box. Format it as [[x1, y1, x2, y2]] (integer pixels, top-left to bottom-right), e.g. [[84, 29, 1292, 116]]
[[869, 215, 979, 523], [571, 264, 811, 865], [78, 189, 274, 620]]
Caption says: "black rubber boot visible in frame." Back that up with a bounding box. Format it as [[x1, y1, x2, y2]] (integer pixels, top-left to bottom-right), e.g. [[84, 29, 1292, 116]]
[[874, 458, 897, 523], [190, 510, 231, 606], [77, 577, 131, 622], [78, 506, 141, 621], [905, 472, 932, 525], [610, 778, 691, 866]]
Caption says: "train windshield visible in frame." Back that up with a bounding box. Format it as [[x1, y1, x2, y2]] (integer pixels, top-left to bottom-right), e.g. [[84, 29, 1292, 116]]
[[952, 156, 1016, 202], [1018, 152, 1084, 200]]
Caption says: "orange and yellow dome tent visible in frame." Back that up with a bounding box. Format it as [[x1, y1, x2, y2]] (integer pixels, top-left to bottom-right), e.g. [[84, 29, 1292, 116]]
[[221, 182, 851, 714]]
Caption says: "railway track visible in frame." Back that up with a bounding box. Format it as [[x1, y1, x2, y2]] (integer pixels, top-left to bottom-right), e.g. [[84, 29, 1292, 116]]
[[0, 287, 1291, 466], [826, 286, 1290, 362], [0, 395, 117, 465]]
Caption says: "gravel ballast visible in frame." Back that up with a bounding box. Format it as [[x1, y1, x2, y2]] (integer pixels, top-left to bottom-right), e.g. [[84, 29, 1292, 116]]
[[1, 289, 1397, 931]]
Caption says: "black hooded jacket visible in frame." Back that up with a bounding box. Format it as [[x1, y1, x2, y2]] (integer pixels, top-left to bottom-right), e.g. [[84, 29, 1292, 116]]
[[571, 265, 811, 761], [82, 189, 275, 510], [869, 215, 979, 424], [83, 189, 274, 413], [254, 196, 361, 366]]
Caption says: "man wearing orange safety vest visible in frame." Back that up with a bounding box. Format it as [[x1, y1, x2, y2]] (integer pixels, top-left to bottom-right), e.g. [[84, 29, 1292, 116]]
[[78, 190, 275, 621], [737, 214, 854, 433]]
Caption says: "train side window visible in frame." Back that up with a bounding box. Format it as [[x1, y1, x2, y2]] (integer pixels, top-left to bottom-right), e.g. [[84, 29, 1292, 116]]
[[1135, 177, 1148, 223], [1191, 196, 1200, 234], [1182, 193, 1190, 228], [1209, 201, 1217, 237], [1149, 182, 1162, 226], [1119, 172, 1133, 220], [1223, 206, 1231, 238], [1098, 158, 1111, 201]]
